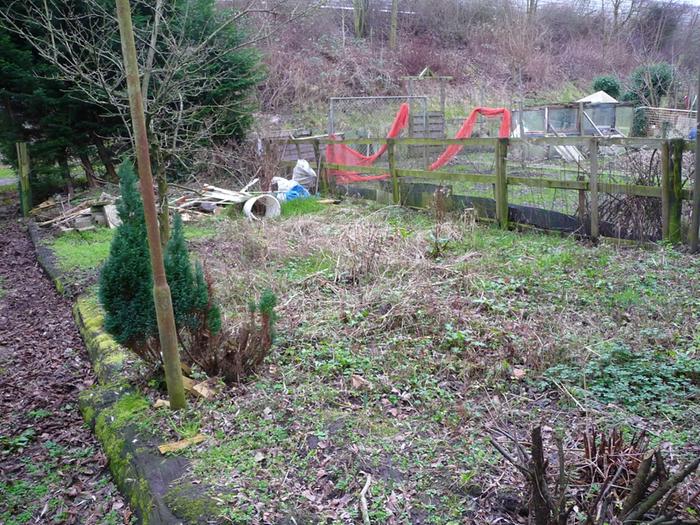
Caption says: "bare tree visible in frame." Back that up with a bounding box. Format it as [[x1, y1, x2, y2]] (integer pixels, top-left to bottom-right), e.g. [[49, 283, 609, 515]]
[[0, 0, 318, 242]]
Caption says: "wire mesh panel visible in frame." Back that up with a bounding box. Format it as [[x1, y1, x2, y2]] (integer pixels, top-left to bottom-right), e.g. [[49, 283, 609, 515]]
[[506, 138, 588, 234], [596, 142, 664, 241], [642, 107, 697, 138], [328, 96, 427, 139]]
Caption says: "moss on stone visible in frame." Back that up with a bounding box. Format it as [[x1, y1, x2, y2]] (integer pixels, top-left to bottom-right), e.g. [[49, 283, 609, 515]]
[[94, 398, 155, 523], [164, 483, 217, 523]]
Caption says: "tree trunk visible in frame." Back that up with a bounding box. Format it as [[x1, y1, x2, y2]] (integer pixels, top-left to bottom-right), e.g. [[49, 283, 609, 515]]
[[353, 0, 369, 38], [154, 144, 170, 247], [58, 151, 74, 197], [92, 133, 118, 182], [79, 152, 99, 188], [389, 0, 398, 49]]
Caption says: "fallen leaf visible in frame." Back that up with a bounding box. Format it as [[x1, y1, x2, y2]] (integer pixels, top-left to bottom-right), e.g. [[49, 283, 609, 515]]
[[351, 374, 371, 390], [512, 367, 527, 380]]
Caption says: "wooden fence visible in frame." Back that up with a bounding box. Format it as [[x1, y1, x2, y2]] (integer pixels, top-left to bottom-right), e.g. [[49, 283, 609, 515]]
[[276, 136, 696, 244]]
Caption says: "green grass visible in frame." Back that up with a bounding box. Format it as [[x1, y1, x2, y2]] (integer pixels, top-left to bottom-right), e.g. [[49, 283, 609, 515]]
[[280, 196, 326, 217], [0, 166, 15, 180], [172, 201, 700, 522], [68, 200, 698, 523], [47, 218, 219, 274], [0, 166, 17, 195], [50, 228, 115, 271]]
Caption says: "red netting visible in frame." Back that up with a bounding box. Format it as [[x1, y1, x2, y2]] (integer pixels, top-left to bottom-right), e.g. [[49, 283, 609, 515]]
[[325, 105, 511, 184], [325, 103, 410, 183], [429, 107, 511, 170]]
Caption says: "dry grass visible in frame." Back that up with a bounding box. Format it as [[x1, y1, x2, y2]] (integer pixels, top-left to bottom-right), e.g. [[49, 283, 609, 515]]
[[180, 199, 700, 523]]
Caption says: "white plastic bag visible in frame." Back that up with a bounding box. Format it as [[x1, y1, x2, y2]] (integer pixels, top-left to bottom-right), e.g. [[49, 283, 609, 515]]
[[292, 159, 317, 189], [271, 176, 297, 192]]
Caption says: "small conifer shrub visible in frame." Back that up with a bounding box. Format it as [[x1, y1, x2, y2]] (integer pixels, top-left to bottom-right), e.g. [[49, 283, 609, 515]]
[[165, 213, 221, 359], [99, 163, 160, 362], [99, 163, 221, 366]]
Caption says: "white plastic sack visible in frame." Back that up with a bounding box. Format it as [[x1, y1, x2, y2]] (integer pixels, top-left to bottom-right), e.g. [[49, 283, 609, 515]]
[[271, 176, 297, 192], [292, 159, 317, 189]]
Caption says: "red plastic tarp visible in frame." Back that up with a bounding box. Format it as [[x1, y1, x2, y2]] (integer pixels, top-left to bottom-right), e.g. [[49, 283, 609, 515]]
[[325, 105, 511, 183]]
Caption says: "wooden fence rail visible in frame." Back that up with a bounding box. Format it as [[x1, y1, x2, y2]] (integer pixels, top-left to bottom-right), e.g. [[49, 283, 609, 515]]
[[275, 136, 696, 245]]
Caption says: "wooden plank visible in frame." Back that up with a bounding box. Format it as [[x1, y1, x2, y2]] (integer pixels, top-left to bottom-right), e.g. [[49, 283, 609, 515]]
[[598, 182, 662, 198], [317, 137, 498, 147], [281, 135, 688, 150], [396, 169, 495, 184], [158, 434, 207, 455], [324, 163, 389, 175], [507, 176, 588, 191]]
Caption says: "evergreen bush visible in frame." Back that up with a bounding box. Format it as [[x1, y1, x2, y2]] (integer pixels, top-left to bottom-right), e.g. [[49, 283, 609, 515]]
[[165, 213, 221, 356], [99, 163, 221, 365], [98, 162, 159, 362], [592, 75, 621, 99]]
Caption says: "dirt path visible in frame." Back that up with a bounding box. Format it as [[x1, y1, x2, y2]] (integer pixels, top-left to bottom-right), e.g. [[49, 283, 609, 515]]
[[0, 197, 130, 523]]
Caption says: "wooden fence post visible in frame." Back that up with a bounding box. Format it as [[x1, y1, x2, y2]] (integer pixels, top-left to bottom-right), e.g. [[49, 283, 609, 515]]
[[388, 138, 399, 205], [312, 139, 327, 195], [589, 138, 599, 241], [495, 138, 509, 229], [668, 138, 684, 244], [661, 140, 670, 240], [15, 142, 31, 216], [690, 68, 700, 252]]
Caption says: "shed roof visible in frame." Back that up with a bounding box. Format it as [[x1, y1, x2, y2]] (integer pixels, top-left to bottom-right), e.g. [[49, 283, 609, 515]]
[[576, 91, 618, 104]]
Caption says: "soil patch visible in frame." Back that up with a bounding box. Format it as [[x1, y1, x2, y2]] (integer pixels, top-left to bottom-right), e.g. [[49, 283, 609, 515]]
[[0, 210, 130, 523]]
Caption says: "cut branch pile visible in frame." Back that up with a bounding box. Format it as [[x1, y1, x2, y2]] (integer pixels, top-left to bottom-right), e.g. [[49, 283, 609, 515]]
[[491, 425, 700, 525]]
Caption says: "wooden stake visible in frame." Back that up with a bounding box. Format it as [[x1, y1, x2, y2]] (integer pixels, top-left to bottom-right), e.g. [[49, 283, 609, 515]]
[[661, 140, 670, 241], [589, 138, 599, 241], [388, 138, 399, 204], [668, 139, 684, 244], [689, 68, 700, 252], [15, 142, 31, 216], [495, 138, 509, 229], [115, 0, 186, 409]]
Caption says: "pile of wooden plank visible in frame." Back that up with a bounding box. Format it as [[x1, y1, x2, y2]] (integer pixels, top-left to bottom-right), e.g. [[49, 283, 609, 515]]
[[171, 181, 259, 215], [33, 192, 120, 231]]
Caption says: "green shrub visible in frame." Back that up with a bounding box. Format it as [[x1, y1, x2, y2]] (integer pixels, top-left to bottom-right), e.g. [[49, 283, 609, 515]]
[[625, 63, 674, 106], [98, 163, 159, 362], [165, 213, 221, 356], [592, 75, 621, 99], [99, 163, 221, 366]]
